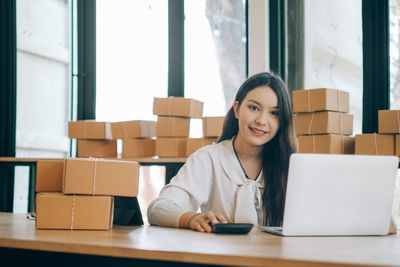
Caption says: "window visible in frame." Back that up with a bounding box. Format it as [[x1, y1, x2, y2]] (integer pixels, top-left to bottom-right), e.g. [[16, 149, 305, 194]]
[[184, 0, 247, 117]]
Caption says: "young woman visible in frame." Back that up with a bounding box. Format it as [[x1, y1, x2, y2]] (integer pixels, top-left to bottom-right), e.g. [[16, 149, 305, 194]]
[[147, 72, 297, 233]]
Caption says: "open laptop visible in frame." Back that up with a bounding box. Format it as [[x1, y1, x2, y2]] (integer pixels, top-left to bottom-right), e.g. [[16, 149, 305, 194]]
[[260, 153, 398, 236]]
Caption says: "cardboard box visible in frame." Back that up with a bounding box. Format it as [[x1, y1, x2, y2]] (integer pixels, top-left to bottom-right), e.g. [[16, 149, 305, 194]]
[[355, 134, 395, 155], [77, 139, 117, 158], [153, 97, 204, 118], [156, 116, 190, 137], [295, 111, 353, 135], [156, 137, 187, 157], [298, 134, 355, 154], [186, 138, 217, 157], [396, 135, 400, 157], [203, 117, 225, 137], [378, 110, 400, 133], [122, 138, 156, 158], [293, 88, 349, 113], [36, 193, 113, 230], [111, 120, 156, 139], [63, 158, 140, 197], [36, 159, 65, 192], [69, 121, 113, 140]]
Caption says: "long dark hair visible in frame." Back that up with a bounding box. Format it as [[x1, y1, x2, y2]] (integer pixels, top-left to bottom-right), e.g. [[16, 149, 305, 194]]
[[218, 72, 297, 226]]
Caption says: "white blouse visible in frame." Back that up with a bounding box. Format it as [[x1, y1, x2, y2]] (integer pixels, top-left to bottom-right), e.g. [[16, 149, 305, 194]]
[[147, 138, 265, 227]]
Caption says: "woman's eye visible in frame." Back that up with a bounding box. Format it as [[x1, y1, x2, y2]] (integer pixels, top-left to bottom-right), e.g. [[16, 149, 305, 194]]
[[248, 105, 259, 111], [271, 110, 280, 116]]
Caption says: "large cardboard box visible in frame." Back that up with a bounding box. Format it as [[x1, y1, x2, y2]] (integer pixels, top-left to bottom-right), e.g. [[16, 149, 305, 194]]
[[77, 139, 117, 158], [69, 121, 113, 140], [186, 138, 217, 157], [378, 110, 400, 133], [298, 134, 355, 154], [156, 116, 190, 137], [62, 158, 140, 197], [111, 120, 156, 139], [293, 88, 349, 113], [355, 134, 395, 155], [156, 137, 187, 157], [36, 193, 113, 230], [36, 159, 65, 192], [153, 97, 204, 118], [203, 117, 225, 137], [295, 111, 353, 135], [122, 138, 156, 158]]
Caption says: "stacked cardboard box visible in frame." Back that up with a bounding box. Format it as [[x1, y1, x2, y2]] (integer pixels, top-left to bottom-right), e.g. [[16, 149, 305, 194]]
[[184, 116, 224, 157], [355, 110, 400, 158], [69, 121, 117, 158], [35, 158, 140, 230], [153, 97, 204, 157], [112, 120, 157, 158], [293, 88, 355, 154]]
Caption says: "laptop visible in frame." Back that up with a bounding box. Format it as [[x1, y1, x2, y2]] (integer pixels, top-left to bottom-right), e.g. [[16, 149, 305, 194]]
[[260, 153, 398, 236]]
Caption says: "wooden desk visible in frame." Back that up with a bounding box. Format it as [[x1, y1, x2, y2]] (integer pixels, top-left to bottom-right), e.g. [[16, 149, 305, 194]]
[[1, 213, 400, 266], [0, 157, 185, 212]]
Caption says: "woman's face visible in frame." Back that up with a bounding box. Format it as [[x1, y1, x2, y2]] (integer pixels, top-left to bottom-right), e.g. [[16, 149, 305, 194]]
[[233, 85, 280, 148]]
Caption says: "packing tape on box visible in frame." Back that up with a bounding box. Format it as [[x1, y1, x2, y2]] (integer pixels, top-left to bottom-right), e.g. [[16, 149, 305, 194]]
[[374, 133, 378, 155], [92, 159, 98, 194], [122, 122, 128, 138], [307, 90, 311, 112], [339, 113, 343, 135], [342, 136, 345, 153], [71, 194, 76, 230], [336, 89, 340, 111], [307, 112, 315, 134], [312, 135, 316, 153]]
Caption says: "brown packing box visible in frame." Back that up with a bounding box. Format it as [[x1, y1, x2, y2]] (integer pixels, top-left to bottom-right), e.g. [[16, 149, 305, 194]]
[[203, 117, 225, 137], [153, 97, 204, 118], [355, 134, 395, 155], [298, 134, 355, 154], [295, 111, 353, 135], [396, 135, 400, 157], [63, 158, 140, 197], [69, 121, 113, 140], [122, 138, 156, 158], [156, 116, 190, 137], [36, 159, 65, 192], [36, 193, 113, 230], [378, 110, 400, 133], [156, 137, 187, 157], [186, 137, 217, 157], [111, 120, 156, 139], [293, 88, 349, 113], [77, 139, 117, 158]]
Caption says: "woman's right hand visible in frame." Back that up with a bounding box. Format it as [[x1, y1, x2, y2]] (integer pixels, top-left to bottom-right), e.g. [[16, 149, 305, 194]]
[[179, 211, 227, 233]]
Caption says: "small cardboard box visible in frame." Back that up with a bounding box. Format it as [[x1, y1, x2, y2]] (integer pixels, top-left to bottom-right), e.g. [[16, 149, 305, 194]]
[[186, 138, 217, 157], [156, 116, 190, 137], [378, 110, 400, 133], [396, 135, 400, 157], [156, 137, 187, 157], [203, 117, 225, 137], [298, 134, 355, 154], [111, 120, 156, 139], [69, 121, 113, 140], [293, 88, 349, 113], [355, 134, 395, 155], [122, 138, 156, 158], [295, 111, 353, 135], [77, 139, 117, 158], [153, 97, 204, 118], [36, 193, 113, 230], [36, 159, 65, 192], [63, 158, 140, 197]]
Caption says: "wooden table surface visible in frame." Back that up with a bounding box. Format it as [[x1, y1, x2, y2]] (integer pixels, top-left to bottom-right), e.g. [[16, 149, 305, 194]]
[[1, 213, 400, 266], [0, 157, 186, 163]]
